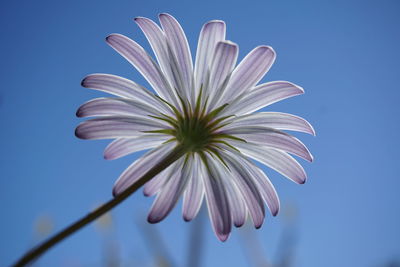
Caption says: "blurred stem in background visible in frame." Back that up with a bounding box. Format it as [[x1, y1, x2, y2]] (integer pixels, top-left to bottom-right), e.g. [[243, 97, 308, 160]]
[[274, 204, 298, 267], [239, 219, 272, 267], [238, 203, 299, 267], [136, 215, 174, 267], [94, 211, 120, 267], [186, 204, 206, 267]]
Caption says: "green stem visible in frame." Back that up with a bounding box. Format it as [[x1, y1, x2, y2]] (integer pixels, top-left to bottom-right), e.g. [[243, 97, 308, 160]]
[[12, 145, 187, 267]]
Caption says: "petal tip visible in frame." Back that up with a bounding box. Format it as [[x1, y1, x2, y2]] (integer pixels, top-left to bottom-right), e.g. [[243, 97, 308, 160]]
[[74, 125, 84, 139], [256, 45, 276, 56], [112, 187, 119, 197], [147, 215, 161, 224], [204, 20, 226, 28], [81, 77, 88, 87], [217, 233, 230, 242], [183, 215, 192, 222], [158, 12, 172, 19], [272, 209, 279, 217], [234, 222, 245, 228], [103, 152, 112, 161], [254, 223, 262, 229]]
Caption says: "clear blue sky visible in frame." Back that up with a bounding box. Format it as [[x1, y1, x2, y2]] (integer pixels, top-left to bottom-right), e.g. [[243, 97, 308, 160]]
[[1, 0, 399, 266]]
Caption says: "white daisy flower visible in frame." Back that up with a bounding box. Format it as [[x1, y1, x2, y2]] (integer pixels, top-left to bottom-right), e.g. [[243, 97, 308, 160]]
[[75, 13, 314, 241]]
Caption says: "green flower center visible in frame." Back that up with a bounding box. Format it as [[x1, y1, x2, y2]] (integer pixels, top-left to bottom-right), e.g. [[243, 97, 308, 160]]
[[175, 115, 213, 152], [149, 90, 245, 157]]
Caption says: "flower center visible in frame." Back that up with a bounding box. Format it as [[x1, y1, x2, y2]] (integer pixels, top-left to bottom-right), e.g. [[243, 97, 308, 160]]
[[175, 116, 213, 152], [151, 91, 242, 156]]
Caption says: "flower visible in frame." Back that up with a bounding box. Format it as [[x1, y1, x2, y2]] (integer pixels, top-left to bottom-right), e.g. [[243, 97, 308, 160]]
[[75, 13, 314, 241]]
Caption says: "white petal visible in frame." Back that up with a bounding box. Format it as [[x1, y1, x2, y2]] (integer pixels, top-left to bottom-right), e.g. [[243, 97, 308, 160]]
[[112, 141, 177, 196], [221, 112, 315, 136], [81, 74, 171, 114], [194, 20, 226, 102], [231, 141, 307, 184], [224, 127, 313, 162], [219, 150, 265, 227], [222, 81, 304, 116], [182, 153, 205, 221], [218, 46, 276, 105], [222, 148, 280, 216], [144, 159, 182, 197], [244, 162, 280, 217], [134, 17, 180, 98], [202, 153, 231, 241], [215, 160, 247, 227], [147, 155, 192, 223], [207, 41, 238, 110], [76, 97, 161, 118], [75, 116, 167, 140], [106, 34, 178, 107], [104, 135, 169, 160], [159, 13, 193, 103]]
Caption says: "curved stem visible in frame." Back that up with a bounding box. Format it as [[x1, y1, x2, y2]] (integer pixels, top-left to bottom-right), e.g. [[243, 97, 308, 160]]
[[12, 145, 186, 267]]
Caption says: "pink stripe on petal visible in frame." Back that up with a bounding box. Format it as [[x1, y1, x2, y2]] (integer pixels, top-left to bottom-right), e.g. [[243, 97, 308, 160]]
[[147, 156, 192, 223], [135, 18, 177, 90], [75, 116, 166, 140], [112, 142, 177, 196], [232, 141, 307, 184], [182, 154, 205, 221], [194, 20, 226, 102], [81, 74, 171, 114], [104, 135, 169, 160], [106, 34, 178, 106], [225, 126, 313, 162], [207, 41, 238, 111], [76, 97, 160, 118], [218, 46, 276, 105], [159, 13, 193, 102], [203, 153, 232, 241], [219, 150, 265, 228], [223, 81, 304, 116], [221, 112, 315, 136], [225, 149, 280, 216], [143, 158, 183, 197]]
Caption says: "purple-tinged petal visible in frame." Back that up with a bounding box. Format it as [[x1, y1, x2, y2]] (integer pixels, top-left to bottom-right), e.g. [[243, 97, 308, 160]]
[[222, 81, 304, 117], [75, 116, 167, 140], [194, 20, 226, 102], [113, 142, 178, 196], [219, 150, 265, 228], [222, 112, 315, 136], [231, 141, 307, 184], [76, 97, 161, 118], [159, 13, 193, 102], [222, 148, 280, 216], [207, 41, 238, 110], [182, 153, 205, 221], [218, 46, 276, 105], [244, 161, 280, 217], [224, 126, 313, 162], [81, 74, 171, 114], [215, 160, 247, 227], [134, 17, 179, 96], [104, 135, 169, 160], [143, 158, 183, 197], [202, 153, 232, 241], [147, 155, 192, 223], [106, 34, 178, 107]]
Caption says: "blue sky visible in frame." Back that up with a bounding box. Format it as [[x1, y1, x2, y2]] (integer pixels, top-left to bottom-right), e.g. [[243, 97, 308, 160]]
[[1, 0, 399, 266]]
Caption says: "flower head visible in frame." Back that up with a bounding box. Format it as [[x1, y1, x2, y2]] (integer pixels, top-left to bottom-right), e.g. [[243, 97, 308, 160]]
[[75, 13, 314, 241]]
